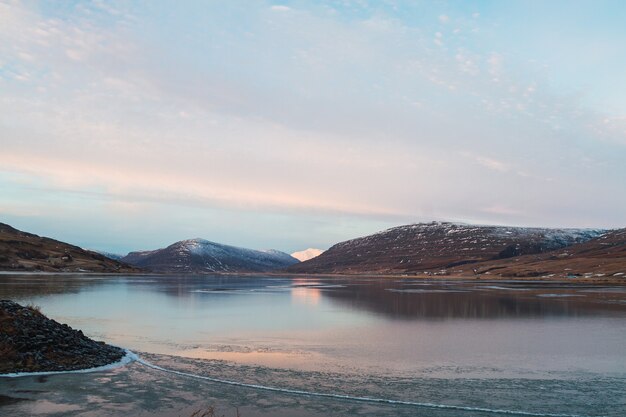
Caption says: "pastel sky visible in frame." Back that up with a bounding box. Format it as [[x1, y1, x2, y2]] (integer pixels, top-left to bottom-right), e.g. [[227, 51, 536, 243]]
[[1, 0, 625, 254]]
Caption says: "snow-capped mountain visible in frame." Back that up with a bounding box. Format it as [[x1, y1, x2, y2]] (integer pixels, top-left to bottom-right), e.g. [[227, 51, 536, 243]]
[[290, 248, 324, 262], [287, 222, 606, 274], [122, 238, 299, 273]]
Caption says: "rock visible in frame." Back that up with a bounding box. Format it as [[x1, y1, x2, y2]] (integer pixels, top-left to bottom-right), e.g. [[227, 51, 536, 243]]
[[0, 300, 124, 374]]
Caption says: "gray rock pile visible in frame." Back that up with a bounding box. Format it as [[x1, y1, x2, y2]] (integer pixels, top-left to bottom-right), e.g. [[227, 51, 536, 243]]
[[0, 300, 124, 374]]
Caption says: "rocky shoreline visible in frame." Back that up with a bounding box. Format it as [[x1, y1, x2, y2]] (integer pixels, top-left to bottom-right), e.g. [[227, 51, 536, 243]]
[[0, 300, 124, 374]]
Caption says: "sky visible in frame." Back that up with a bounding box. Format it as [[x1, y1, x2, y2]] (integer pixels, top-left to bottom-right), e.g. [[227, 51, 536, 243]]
[[1, 0, 625, 254]]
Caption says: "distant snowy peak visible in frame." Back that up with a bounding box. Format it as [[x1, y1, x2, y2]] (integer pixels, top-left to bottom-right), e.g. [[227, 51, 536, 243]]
[[92, 250, 124, 261], [291, 248, 324, 262], [122, 238, 298, 273], [260, 249, 300, 262], [177, 239, 296, 261], [120, 249, 159, 264]]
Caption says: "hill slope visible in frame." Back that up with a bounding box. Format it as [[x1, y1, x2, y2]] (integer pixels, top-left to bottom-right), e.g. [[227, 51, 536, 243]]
[[0, 223, 138, 273], [287, 222, 605, 275], [122, 238, 299, 273], [466, 228, 626, 279]]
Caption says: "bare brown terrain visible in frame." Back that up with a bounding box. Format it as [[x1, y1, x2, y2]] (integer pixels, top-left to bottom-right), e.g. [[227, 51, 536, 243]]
[[462, 228, 626, 279], [287, 222, 625, 281], [0, 223, 139, 273], [2, 220, 624, 282]]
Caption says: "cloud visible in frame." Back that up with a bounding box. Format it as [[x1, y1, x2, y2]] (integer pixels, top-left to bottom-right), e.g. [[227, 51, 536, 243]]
[[487, 52, 503, 78], [65, 49, 84, 61], [481, 205, 523, 216], [0, 0, 625, 253], [473, 156, 509, 172], [270, 5, 291, 12]]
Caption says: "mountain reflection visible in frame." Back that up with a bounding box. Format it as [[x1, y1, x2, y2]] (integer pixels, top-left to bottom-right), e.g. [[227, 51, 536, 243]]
[[1, 274, 623, 321], [321, 280, 624, 319], [0, 274, 106, 299]]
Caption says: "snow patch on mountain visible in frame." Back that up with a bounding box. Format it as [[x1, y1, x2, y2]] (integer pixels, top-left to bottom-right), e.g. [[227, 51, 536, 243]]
[[287, 221, 609, 274], [122, 238, 299, 273], [92, 250, 125, 261], [291, 248, 324, 262]]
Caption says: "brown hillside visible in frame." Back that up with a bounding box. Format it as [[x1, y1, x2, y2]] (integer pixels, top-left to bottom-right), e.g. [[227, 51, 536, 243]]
[[0, 223, 139, 273], [287, 222, 605, 275], [465, 228, 626, 279]]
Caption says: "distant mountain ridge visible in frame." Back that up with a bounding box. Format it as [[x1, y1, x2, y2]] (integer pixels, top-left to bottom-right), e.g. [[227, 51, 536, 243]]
[[287, 222, 607, 275], [93, 250, 124, 261], [3, 220, 621, 279], [122, 238, 299, 273], [291, 248, 324, 262], [0, 222, 138, 273]]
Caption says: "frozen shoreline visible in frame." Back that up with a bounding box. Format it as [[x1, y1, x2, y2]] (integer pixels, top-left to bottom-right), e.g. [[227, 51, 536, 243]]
[[0, 349, 138, 378]]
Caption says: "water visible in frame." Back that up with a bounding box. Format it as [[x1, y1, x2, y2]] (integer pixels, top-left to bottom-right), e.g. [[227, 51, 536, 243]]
[[0, 274, 625, 416]]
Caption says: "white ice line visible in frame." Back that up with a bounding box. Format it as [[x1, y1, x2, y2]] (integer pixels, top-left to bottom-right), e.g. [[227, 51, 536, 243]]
[[0, 350, 600, 417], [135, 355, 593, 417]]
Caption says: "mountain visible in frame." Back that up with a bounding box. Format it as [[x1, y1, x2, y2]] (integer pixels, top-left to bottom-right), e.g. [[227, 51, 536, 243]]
[[122, 238, 299, 273], [0, 222, 139, 273], [465, 228, 626, 279], [290, 248, 324, 262], [287, 222, 606, 275], [93, 250, 124, 261]]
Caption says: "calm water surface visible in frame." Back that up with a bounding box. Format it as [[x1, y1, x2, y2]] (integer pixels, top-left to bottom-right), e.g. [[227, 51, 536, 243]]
[[0, 274, 625, 416]]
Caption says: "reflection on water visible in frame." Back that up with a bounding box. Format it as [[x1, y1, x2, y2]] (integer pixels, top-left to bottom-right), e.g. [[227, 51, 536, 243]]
[[0, 274, 105, 298], [0, 274, 623, 375], [324, 280, 626, 319], [0, 274, 625, 416], [291, 284, 321, 306], [1, 274, 622, 320]]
